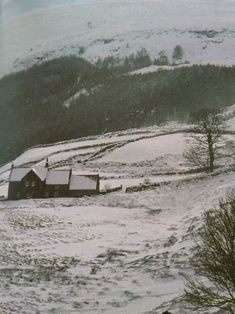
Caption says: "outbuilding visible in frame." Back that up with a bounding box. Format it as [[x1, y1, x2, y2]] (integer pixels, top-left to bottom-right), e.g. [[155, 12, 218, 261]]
[[69, 174, 100, 197]]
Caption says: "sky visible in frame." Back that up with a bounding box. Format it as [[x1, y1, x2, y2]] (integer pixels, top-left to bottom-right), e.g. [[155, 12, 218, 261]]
[[1, 0, 95, 25], [2, 0, 235, 26]]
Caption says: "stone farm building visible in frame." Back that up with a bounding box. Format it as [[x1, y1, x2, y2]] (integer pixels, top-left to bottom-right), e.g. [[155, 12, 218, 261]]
[[8, 163, 100, 200]]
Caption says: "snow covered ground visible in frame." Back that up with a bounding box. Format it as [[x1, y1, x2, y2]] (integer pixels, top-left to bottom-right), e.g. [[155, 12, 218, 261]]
[[0, 168, 234, 314], [2, 0, 235, 76], [129, 64, 192, 76], [99, 133, 186, 163], [0, 113, 234, 313]]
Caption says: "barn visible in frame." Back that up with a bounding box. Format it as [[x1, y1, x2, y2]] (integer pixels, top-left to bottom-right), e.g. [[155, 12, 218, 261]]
[[8, 163, 100, 200]]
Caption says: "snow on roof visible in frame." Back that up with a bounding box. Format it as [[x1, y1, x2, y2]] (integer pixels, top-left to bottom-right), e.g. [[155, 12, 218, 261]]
[[10, 166, 48, 182], [69, 175, 98, 191], [10, 167, 98, 189], [10, 168, 31, 182], [32, 166, 48, 181], [46, 170, 70, 185]]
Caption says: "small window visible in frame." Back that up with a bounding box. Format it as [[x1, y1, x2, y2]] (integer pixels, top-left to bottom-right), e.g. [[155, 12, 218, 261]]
[[54, 185, 59, 190], [31, 181, 36, 187], [54, 191, 59, 197], [44, 192, 49, 198], [16, 192, 21, 198], [25, 181, 29, 187]]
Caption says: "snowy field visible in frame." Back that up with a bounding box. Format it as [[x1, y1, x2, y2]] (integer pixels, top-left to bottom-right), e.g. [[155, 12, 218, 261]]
[[99, 133, 186, 163], [0, 171, 235, 314], [0, 112, 234, 313], [2, 0, 235, 76]]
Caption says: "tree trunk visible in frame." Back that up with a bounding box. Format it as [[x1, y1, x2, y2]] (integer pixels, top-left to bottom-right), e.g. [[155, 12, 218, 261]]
[[208, 134, 214, 172]]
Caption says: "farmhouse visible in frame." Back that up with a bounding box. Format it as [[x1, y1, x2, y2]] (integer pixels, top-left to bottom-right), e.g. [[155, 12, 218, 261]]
[[8, 162, 100, 200]]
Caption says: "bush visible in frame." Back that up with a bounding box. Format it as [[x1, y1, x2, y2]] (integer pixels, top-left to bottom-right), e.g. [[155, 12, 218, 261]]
[[184, 194, 235, 313], [172, 45, 184, 61]]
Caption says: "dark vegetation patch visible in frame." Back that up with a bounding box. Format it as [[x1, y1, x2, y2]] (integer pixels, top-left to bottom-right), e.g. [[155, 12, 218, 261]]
[[189, 29, 224, 38], [97, 248, 138, 264], [0, 255, 79, 285], [0, 54, 234, 164]]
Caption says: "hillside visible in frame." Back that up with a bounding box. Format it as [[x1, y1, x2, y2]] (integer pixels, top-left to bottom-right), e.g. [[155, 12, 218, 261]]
[[0, 116, 234, 313], [2, 0, 235, 165], [2, 0, 235, 76], [1, 57, 235, 165]]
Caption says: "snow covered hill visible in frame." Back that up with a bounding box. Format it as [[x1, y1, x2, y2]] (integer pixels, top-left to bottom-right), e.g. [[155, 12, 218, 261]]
[[2, 0, 235, 76], [0, 114, 234, 313]]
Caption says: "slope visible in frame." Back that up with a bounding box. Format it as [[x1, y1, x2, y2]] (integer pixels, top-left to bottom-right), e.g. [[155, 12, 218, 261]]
[[1, 58, 235, 165], [0, 119, 234, 313]]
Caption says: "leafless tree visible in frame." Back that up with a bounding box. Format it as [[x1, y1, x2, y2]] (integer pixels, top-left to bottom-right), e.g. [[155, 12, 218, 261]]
[[184, 194, 235, 313], [184, 108, 224, 172]]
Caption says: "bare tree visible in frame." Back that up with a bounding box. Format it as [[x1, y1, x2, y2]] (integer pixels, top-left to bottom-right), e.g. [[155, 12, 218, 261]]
[[184, 194, 235, 313], [185, 108, 224, 172]]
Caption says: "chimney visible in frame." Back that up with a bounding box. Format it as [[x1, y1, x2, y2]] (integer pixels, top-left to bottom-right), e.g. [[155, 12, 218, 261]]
[[97, 174, 100, 193], [9, 163, 14, 182], [45, 158, 49, 168]]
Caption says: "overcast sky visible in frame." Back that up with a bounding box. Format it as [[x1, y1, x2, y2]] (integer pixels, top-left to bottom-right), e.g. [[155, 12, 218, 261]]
[[1, 0, 95, 25]]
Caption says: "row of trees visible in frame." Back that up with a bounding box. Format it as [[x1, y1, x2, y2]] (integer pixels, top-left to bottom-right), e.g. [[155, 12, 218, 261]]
[[95, 45, 184, 69]]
